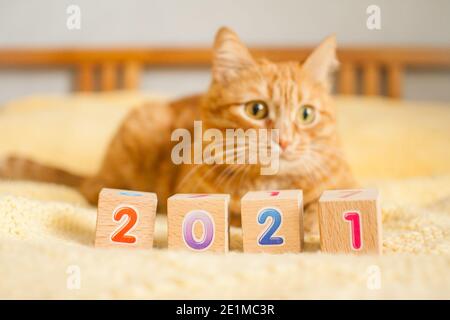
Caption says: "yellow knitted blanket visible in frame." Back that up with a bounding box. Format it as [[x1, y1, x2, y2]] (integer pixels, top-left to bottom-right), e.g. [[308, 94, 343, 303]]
[[0, 93, 449, 299]]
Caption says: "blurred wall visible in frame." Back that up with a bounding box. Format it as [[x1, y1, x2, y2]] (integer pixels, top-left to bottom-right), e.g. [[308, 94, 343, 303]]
[[0, 0, 449, 104]]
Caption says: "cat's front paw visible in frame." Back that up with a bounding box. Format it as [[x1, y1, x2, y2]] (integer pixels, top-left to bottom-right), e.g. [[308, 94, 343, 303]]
[[303, 203, 319, 236]]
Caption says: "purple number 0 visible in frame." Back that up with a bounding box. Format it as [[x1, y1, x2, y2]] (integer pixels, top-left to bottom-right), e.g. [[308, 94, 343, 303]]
[[258, 208, 284, 246], [182, 210, 214, 250]]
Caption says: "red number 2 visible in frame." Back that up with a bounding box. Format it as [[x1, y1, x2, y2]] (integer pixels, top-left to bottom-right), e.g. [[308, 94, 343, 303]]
[[110, 206, 138, 244], [343, 211, 362, 250]]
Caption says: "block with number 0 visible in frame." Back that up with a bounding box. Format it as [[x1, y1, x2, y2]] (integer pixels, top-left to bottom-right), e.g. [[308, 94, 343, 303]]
[[318, 189, 382, 255], [95, 188, 157, 249], [241, 190, 304, 253], [167, 194, 230, 253]]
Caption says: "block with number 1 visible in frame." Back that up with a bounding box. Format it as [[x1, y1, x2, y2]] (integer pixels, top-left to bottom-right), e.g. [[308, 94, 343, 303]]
[[95, 188, 157, 249], [318, 189, 382, 255], [241, 190, 304, 253]]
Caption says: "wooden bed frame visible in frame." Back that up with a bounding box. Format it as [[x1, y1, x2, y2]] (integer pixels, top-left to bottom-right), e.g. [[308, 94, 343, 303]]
[[0, 47, 449, 98]]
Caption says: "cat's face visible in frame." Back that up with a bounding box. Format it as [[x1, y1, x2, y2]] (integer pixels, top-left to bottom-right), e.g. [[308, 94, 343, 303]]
[[203, 27, 340, 177]]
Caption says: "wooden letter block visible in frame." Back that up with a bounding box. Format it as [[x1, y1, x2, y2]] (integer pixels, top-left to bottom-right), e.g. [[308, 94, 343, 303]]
[[241, 190, 304, 253], [95, 188, 157, 249], [167, 194, 230, 253], [318, 189, 382, 255]]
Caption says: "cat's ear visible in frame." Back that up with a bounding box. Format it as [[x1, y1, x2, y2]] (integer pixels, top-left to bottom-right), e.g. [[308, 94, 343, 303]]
[[212, 27, 256, 83], [301, 35, 339, 89]]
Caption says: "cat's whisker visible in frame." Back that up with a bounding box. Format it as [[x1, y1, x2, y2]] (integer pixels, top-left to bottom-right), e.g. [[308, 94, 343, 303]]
[[302, 156, 320, 183], [202, 144, 250, 164], [238, 165, 252, 191], [299, 149, 330, 183], [195, 150, 250, 189], [223, 164, 247, 194], [190, 163, 226, 193], [214, 165, 237, 190], [314, 150, 338, 173], [309, 144, 346, 158], [176, 151, 241, 191], [180, 142, 257, 193], [216, 148, 250, 185], [305, 150, 337, 183], [176, 164, 204, 190]]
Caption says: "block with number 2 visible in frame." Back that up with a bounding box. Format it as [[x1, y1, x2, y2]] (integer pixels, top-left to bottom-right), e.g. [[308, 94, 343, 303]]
[[95, 188, 157, 249], [241, 190, 304, 254]]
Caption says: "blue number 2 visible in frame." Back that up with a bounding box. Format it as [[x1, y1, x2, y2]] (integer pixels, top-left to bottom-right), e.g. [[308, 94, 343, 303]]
[[257, 208, 284, 246]]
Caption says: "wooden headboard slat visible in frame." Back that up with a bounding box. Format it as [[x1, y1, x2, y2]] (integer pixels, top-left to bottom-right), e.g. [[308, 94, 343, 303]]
[[123, 61, 141, 90], [338, 62, 356, 95], [100, 62, 117, 91], [387, 63, 403, 99], [0, 47, 449, 98], [77, 63, 95, 91], [362, 62, 379, 96]]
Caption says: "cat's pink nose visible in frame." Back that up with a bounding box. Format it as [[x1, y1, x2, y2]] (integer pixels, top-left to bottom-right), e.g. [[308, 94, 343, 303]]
[[279, 139, 290, 151]]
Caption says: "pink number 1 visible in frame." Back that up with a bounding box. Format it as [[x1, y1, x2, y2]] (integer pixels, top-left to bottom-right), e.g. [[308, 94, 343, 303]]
[[343, 211, 362, 250]]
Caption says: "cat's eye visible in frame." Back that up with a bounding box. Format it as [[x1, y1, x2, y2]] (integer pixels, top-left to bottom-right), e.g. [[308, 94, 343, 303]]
[[244, 101, 269, 120], [298, 104, 316, 125]]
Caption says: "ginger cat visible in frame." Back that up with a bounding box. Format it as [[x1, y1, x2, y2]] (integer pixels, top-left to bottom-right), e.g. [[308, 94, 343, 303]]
[[0, 27, 355, 231]]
